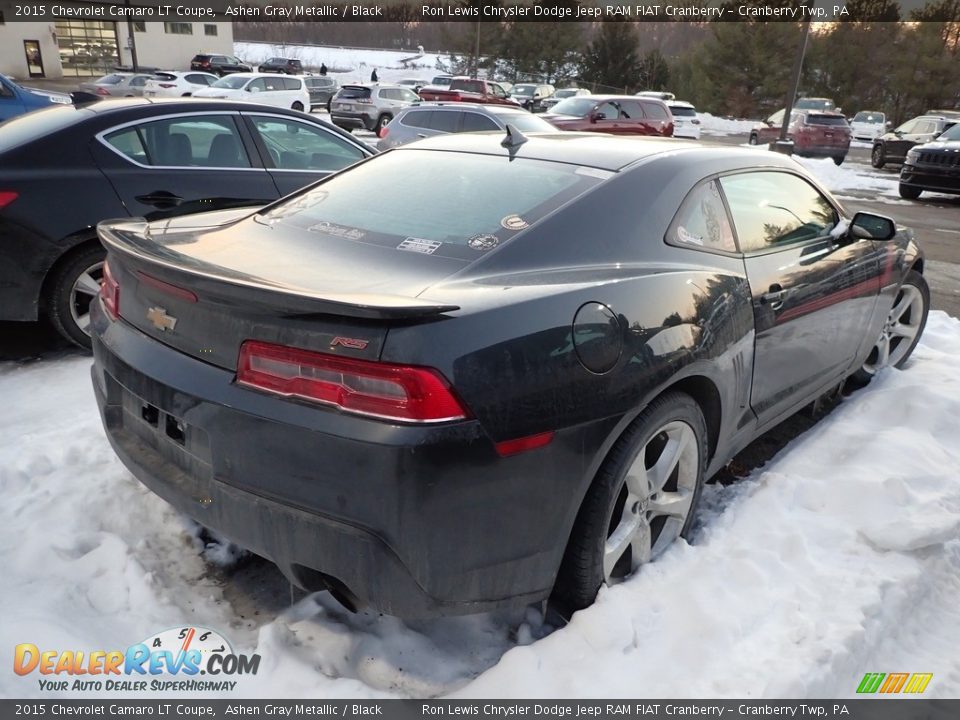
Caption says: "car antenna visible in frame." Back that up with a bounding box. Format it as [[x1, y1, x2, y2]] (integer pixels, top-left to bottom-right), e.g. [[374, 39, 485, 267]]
[[501, 123, 529, 150]]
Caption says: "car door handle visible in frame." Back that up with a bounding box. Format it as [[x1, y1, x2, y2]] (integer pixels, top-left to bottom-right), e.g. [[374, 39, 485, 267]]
[[135, 191, 183, 207], [760, 284, 786, 310]]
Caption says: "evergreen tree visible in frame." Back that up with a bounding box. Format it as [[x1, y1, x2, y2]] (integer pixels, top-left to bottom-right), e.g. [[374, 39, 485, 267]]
[[578, 21, 643, 93]]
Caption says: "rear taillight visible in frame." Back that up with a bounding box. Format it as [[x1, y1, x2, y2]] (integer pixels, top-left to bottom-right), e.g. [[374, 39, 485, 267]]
[[99, 261, 120, 320], [378, 126, 389, 139], [237, 341, 469, 423], [0, 191, 18, 210], [95, 87, 110, 96], [356, 98, 373, 104]]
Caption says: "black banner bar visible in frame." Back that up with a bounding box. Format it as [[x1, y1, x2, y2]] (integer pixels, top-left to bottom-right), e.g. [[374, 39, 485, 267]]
[[1, 700, 959, 720], [0, 0, 955, 23]]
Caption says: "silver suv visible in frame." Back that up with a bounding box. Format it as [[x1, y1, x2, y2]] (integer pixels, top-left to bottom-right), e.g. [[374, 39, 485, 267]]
[[329, 83, 420, 133], [378, 103, 559, 148]]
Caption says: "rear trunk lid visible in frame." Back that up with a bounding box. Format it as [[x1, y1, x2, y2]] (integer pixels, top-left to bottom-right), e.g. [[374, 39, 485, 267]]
[[99, 211, 462, 371]]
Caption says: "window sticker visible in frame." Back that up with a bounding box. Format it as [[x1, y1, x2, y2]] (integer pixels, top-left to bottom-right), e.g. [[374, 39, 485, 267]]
[[500, 214, 529, 231], [397, 237, 442, 255], [467, 234, 500, 250]]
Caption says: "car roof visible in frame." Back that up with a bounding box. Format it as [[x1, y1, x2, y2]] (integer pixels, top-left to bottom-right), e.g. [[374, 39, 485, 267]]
[[398, 132, 776, 172], [669, 101, 695, 108], [72, 97, 305, 115], [407, 103, 530, 113]]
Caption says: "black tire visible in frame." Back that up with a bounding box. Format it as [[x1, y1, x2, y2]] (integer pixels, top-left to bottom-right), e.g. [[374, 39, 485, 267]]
[[748, 133, 759, 145], [871, 144, 886, 169], [832, 155, 846, 166], [326, 98, 332, 114], [46, 244, 106, 350], [553, 392, 708, 612], [291, 101, 304, 112], [374, 114, 391, 133], [852, 269, 929, 384], [899, 184, 922, 200]]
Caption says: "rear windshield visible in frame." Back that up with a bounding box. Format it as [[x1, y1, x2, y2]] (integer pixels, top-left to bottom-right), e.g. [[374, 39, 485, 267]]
[[337, 86, 372, 100], [257, 150, 607, 258], [489, 112, 557, 132], [806, 115, 848, 126], [669, 105, 697, 117], [0, 106, 88, 153], [853, 112, 883, 123], [97, 74, 125, 85]]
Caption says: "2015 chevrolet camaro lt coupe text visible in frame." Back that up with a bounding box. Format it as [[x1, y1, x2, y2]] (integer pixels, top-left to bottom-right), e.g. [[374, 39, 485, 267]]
[[90, 133, 929, 618]]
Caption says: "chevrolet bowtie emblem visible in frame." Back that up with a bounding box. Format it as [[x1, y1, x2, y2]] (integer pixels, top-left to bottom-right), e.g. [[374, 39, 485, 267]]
[[146, 306, 177, 332]]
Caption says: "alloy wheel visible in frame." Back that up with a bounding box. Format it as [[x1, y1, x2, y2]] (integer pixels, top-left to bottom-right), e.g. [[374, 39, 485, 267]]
[[69, 260, 104, 335], [603, 420, 699, 584], [861, 284, 924, 375]]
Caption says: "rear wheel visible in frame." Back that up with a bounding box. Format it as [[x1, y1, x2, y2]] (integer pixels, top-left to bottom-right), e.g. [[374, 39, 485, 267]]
[[832, 155, 846, 166], [854, 270, 929, 383], [748, 133, 759, 145], [291, 101, 304, 112], [47, 244, 106, 350], [554, 392, 707, 611], [899, 184, 922, 200], [871, 144, 886, 169]]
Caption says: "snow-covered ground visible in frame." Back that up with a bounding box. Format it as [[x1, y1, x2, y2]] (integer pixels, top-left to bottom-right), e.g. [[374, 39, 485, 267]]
[[698, 113, 757, 137]]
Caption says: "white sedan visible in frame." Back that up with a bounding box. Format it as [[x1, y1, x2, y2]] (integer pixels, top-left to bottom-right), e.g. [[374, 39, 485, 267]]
[[143, 71, 218, 98]]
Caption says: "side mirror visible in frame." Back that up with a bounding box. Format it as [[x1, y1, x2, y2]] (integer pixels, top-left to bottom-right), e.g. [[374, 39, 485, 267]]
[[589, 111, 600, 123], [849, 211, 896, 241]]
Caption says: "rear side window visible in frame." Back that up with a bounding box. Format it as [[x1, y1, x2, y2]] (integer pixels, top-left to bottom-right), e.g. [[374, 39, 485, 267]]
[[185, 74, 213, 85], [618, 101, 645, 119], [282, 78, 302, 91], [462, 112, 498, 132], [258, 150, 607, 257], [666, 179, 736, 253], [103, 115, 251, 168], [669, 105, 697, 117], [249, 115, 365, 171], [429, 111, 460, 133], [642, 102, 670, 120], [720, 172, 838, 253], [401, 110, 432, 129]]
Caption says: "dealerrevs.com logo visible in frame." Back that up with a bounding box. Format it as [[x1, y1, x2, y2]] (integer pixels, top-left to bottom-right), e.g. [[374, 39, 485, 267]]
[[13, 626, 260, 693]]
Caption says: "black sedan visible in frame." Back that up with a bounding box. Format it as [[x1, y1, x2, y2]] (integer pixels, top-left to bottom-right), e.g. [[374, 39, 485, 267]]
[[0, 98, 373, 347], [90, 133, 928, 618]]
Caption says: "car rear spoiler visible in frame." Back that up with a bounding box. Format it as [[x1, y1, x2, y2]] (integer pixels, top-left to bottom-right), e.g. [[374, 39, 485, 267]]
[[98, 220, 460, 321]]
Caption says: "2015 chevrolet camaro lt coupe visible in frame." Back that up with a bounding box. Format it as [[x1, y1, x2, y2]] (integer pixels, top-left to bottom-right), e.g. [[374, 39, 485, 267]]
[[90, 132, 929, 618]]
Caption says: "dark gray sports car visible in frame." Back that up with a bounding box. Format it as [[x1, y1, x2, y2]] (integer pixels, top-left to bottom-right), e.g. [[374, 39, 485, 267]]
[[90, 132, 928, 618]]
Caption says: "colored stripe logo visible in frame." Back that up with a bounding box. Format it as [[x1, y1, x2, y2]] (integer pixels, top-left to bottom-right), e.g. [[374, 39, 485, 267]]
[[857, 672, 933, 694]]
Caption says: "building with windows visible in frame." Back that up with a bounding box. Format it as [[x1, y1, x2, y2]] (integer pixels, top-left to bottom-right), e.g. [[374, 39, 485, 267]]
[[0, 2, 233, 80]]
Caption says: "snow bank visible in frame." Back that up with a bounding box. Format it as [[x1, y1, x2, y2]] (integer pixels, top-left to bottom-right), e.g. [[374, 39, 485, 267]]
[[698, 113, 757, 137], [2, 322, 959, 697]]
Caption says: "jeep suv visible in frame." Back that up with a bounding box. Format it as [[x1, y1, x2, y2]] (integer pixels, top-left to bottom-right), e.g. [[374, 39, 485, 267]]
[[899, 121, 960, 199], [258, 57, 304, 75], [750, 109, 851, 164], [329, 84, 421, 133], [190, 54, 251, 76]]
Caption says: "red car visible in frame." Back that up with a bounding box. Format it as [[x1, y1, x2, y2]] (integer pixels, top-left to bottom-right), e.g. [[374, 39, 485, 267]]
[[542, 95, 673, 136], [750, 109, 851, 165]]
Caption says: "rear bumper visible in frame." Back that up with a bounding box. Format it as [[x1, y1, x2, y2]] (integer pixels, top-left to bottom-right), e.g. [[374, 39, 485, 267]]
[[794, 143, 849, 158], [330, 112, 374, 131], [90, 308, 592, 617]]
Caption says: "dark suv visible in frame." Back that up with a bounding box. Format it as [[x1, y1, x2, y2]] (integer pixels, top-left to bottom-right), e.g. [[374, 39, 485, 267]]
[[190, 54, 251, 76], [871, 113, 959, 168], [899, 121, 960, 199], [258, 57, 304, 75], [542, 95, 674, 136]]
